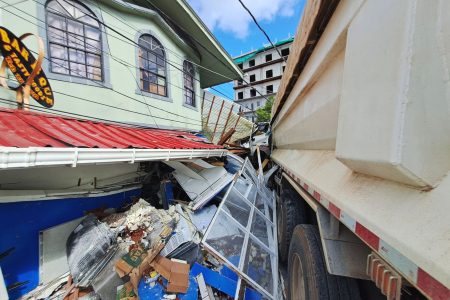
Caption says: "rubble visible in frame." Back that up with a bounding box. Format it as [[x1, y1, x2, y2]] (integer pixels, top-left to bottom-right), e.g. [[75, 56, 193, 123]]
[[164, 159, 234, 211], [20, 154, 279, 300]]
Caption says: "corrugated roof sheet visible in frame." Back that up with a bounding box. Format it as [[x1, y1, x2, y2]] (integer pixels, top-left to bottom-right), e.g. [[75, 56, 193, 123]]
[[0, 108, 221, 149]]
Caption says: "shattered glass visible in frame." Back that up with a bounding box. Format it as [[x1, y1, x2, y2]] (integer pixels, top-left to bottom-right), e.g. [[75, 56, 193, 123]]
[[250, 209, 271, 247], [244, 237, 274, 295], [204, 211, 246, 268], [223, 188, 252, 227], [202, 158, 278, 299], [235, 177, 250, 197]]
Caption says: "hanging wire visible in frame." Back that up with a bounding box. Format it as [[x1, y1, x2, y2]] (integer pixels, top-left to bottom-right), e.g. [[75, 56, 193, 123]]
[[4, 0, 239, 111], [0, 1, 209, 126], [0, 1, 253, 135], [137, 0, 273, 103], [237, 0, 287, 63]]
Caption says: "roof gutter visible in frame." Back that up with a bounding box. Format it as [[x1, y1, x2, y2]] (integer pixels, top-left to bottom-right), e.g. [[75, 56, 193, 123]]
[[271, 0, 340, 125], [0, 147, 227, 169]]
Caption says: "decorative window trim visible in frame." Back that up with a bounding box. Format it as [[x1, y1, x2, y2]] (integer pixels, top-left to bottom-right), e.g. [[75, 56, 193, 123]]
[[37, 0, 112, 88], [134, 29, 171, 102]]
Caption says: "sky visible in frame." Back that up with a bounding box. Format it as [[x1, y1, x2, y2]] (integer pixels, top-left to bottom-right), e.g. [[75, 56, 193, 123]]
[[187, 0, 306, 100]]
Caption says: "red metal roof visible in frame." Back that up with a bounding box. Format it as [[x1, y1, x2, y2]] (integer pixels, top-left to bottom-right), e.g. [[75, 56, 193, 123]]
[[0, 108, 221, 149]]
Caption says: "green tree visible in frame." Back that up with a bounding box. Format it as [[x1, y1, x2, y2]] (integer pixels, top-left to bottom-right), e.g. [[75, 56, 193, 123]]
[[255, 96, 274, 122]]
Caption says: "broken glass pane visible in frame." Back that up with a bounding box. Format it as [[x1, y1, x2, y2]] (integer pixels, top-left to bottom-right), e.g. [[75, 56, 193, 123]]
[[235, 177, 250, 197], [223, 188, 251, 227], [204, 211, 245, 268], [244, 237, 274, 295], [250, 209, 272, 246], [247, 185, 257, 203], [202, 158, 277, 299], [243, 164, 258, 185], [255, 193, 267, 215]]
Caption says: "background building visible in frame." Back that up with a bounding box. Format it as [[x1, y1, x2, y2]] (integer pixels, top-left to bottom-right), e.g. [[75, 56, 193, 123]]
[[233, 37, 293, 122]]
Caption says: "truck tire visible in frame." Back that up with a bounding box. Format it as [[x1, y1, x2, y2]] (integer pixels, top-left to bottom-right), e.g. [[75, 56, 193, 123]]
[[288, 225, 361, 300], [278, 188, 306, 263]]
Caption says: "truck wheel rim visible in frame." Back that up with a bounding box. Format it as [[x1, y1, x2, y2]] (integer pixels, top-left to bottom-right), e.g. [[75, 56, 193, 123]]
[[291, 253, 306, 300]]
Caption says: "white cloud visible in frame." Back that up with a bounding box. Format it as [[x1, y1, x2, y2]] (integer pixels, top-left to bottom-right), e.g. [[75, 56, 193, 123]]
[[187, 0, 299, 39]]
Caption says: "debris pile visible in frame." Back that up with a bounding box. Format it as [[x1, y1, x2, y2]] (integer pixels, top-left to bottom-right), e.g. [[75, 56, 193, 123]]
[[21, 154, 280, 300]]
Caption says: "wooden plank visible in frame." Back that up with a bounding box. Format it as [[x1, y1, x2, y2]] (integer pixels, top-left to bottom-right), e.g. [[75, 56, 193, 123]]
[[256, 159, 270, 175], [205, 96, 216, 127], [220, 104, 234, 141], [212, 100, 225, 143], [218, 128, 236, 145]]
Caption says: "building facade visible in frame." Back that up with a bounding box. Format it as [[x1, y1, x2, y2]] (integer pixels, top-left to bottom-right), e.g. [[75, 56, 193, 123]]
[[0, 0, 241, 131], [233, 38, 293, 122], [0, 1, 241, 298]]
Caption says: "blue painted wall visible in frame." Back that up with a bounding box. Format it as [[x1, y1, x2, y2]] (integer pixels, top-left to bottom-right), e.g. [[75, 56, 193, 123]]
[[0, 189, 141, 299]]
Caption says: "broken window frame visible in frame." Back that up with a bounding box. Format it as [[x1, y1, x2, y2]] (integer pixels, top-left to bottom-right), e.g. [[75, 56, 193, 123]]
[[202, 158, 278, 299]]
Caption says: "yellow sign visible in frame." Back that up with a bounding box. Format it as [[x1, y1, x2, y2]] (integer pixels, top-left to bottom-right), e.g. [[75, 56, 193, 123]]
[[0, 26, 54, 108]]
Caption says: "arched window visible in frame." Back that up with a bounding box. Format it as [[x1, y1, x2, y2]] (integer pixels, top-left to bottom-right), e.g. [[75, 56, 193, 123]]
[[46, 0, 103, 80], [183, 60, 195, 106], [138, 34, 167, 96]]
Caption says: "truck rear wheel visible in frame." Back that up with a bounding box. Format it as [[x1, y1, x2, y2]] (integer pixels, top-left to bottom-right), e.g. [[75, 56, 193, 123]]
[[288, 225, 361, 300], [278, 188, 306, 263]]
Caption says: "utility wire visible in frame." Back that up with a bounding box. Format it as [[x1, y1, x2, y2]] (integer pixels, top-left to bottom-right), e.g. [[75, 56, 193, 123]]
[[20, 0, 234, 101], [237, 0, 287, 63], [92, 0, 159, 128], [0, 97, 200, 128], [0, 74, 238, 131], [0, 3, 249, 130], [137, 0, 273, 103], [85, 0, 237, 85], [93, 1, 159, 129], [0, 2, 208, 126], [81, 0, 235, 101], [60, 0, 236, 102]]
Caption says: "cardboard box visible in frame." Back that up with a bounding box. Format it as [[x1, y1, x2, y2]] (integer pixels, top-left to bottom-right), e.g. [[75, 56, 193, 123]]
[[115, 259, 134, 278], [151, 256, 172, 280], [115, 246, 147, 278], [151, 255, 190, 294], [129, 243, 165, 292], [166, 262, 190, 294]]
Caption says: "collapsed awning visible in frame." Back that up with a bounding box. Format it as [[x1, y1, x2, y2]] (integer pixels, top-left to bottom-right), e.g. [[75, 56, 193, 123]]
[[0, 108, 226, 169]]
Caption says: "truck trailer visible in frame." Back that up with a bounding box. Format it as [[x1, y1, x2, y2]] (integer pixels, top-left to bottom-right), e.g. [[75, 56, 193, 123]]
[[269, 0, 450, 299]]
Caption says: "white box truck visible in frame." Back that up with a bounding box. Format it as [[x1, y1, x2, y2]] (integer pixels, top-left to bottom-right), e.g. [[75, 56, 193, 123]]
[[269, 0, 450, 299]]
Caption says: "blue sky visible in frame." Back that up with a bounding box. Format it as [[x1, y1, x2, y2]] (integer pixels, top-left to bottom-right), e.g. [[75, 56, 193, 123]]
[[187, 0, 306, 100]]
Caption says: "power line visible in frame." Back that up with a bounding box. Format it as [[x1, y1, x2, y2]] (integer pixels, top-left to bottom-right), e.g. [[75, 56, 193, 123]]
[[58, 0, 236, 102], [237, 0, 287, 63], [80, 0, 236, 101], [84, 0, 237, 83], [0, 2, 249, 130], [0, 2, 211, 126], [0, 74, 239, 131], [0, 97, 200, 128], [137, 0, 273, 103], [95, 1, 159, 129], [34, 0, 237, 102], [91, 0, 160, 129]]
